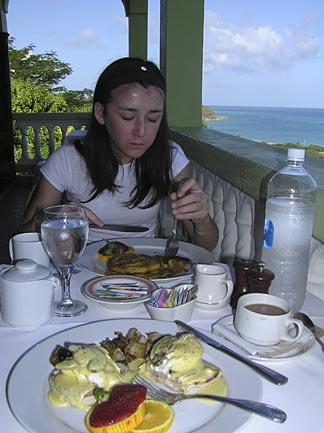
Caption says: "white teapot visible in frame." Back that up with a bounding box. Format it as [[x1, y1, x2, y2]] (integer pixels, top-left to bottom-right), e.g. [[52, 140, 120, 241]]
[[0, 259, 59, 329]]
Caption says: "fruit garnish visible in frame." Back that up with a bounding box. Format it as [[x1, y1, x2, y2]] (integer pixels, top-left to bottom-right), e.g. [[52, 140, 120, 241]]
[[85, 384, 147, 433], [131, 400, 175, 433]]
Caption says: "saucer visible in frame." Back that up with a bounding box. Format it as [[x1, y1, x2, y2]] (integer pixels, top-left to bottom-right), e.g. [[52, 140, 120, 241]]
[[212, 314, 315, 361]]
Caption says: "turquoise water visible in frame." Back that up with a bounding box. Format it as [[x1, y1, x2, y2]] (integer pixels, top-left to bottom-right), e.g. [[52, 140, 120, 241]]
[[207, 106, 324, 147]]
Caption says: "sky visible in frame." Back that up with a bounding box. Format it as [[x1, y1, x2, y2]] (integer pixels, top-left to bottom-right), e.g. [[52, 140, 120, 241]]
[[7, 0, 324, 108]]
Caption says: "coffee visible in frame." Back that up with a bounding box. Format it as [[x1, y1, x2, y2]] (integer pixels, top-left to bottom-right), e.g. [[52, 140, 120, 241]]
[[245, 303, 287, 316]]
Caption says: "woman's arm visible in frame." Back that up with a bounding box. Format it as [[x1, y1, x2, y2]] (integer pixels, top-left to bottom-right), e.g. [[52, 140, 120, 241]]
[[19, 175, 105, 233], [171, 166, 219, 251], [17, 175, 63, 233]]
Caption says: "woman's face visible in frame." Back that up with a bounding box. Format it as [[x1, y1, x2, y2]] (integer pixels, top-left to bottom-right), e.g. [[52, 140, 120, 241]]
[[94, 83, 165, 164]]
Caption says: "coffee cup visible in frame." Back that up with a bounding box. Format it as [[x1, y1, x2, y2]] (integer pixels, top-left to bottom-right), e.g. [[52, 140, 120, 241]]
[[234, 293, 304, 346], [0, 260, 59, 329], [194, 263, 233, 311], [9, 232, 50, 267]]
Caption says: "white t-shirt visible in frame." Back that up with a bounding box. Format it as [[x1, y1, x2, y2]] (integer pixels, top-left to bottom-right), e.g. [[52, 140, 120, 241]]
[[40, 141, 189, 241]]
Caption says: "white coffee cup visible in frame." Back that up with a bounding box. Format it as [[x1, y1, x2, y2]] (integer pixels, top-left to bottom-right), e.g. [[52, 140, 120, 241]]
[[9, 232, 50, 267], [194, 263, 233, 310], [234, 293, 304, 346], [0, 260, 58, 330]]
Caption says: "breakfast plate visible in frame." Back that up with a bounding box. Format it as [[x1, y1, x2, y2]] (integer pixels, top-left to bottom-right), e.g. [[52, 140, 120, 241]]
[[212, 314, 315, 361], [78, 238, 214, 284], [81, 275, 158, 311], [7, 319, 262, 433]]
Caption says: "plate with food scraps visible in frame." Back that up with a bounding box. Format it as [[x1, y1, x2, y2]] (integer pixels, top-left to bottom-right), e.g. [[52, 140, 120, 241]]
[[81, 275, 158, 311], [78, 238, 213, 284], [6, 318, 262, 433]]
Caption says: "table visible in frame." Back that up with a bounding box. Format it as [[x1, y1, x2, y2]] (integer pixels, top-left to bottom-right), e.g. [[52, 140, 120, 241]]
[[1, 267, 324, 433]]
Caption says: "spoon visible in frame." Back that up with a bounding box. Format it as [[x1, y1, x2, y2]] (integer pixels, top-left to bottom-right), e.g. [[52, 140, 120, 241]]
[[294, 312, 324, 353]]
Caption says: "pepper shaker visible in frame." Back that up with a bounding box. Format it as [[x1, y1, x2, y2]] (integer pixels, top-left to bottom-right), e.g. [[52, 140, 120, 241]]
[[230, 257, 258, 311], [247, 262, 275, 294]]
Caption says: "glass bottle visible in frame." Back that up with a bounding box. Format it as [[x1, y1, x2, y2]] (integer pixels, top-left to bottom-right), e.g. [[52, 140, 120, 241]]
[[262, 148, 317, 313]]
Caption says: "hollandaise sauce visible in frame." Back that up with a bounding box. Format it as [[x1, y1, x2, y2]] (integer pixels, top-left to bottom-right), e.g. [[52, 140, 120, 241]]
[[145, 333, 228, 398], [48, 344, 123, 411]]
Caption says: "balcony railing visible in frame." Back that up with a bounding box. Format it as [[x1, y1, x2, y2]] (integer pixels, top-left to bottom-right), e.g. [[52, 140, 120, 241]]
[[13, 112, 90, 173], [12, 112, 324, 266]]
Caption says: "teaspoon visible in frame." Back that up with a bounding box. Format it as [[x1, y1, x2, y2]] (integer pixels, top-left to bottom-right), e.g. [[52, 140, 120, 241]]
[[294, 312, 324, 353]]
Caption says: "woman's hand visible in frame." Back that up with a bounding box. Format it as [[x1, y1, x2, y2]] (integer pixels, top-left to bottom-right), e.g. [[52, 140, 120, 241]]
[[170, 178, 209, 223], [67, 202, 104, 227], [170, 176, 218, 251]]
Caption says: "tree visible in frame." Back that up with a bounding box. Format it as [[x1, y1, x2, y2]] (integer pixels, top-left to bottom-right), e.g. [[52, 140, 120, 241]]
[[9, 39, 93, 112], [63, 89, 93, 112], [11, 79, 68, 113], [9, 37, 72, 92]]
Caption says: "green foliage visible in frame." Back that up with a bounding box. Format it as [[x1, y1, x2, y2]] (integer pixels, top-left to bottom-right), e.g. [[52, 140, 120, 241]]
[[202, 106, 225, 126], [9, 39, 93, 113], [63, 89, 93, 112], [11, 79, 68, 113], [9, 37, 72, 92]]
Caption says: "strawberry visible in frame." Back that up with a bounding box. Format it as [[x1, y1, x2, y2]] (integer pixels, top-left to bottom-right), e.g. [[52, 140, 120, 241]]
[[88, 384, 147, 428]]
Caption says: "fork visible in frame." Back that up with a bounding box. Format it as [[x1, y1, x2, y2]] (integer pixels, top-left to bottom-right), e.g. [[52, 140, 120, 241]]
[[134, 375, 287, 423], [164, 179, 190, 258], [164, 217, 179, 258]]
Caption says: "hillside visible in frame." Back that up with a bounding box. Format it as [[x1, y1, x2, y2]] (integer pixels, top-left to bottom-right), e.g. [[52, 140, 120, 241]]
[[202, 105, 225, 122]]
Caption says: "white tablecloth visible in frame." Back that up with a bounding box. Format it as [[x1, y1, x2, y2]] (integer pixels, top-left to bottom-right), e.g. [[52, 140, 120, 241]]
[[1, 268, 324, 433]]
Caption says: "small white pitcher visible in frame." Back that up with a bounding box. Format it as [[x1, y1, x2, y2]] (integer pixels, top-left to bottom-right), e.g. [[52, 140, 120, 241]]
[[0, 259, 59, 330]]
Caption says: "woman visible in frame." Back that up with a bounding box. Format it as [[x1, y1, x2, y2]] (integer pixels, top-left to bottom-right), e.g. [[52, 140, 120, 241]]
[[20, 57, 218, 251]]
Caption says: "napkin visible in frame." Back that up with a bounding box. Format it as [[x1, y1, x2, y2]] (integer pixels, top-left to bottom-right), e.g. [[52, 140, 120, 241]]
[[212, 315, 314, 358]]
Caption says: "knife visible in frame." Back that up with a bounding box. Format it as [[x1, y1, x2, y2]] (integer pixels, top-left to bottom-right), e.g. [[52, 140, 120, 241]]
[[89, 223, 149, 232], [175, 320, 288, 386]]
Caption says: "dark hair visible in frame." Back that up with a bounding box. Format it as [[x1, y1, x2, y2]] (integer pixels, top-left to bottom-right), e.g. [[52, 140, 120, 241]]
[[75, 57, 173, 208]]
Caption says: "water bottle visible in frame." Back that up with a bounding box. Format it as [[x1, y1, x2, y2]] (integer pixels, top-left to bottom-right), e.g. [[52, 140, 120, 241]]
[[262, 148, 317, 313]]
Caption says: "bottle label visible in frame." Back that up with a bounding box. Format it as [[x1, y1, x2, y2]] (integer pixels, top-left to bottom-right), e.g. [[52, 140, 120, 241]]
[[263, 217, 274, 248]]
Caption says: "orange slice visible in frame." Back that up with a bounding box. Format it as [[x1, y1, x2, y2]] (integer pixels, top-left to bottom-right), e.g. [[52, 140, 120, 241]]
[[131, 400, 175, 433]]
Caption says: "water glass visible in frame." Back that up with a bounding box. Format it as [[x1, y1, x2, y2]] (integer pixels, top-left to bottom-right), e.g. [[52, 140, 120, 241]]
[[41, 205, 89, 317]]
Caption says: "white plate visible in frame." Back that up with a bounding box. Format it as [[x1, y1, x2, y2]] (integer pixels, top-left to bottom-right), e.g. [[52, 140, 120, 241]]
[[212, 314, 315, 361], [81, 275, 158, 311], [7, 319, 262, 433], [78, 238, 214, 284]]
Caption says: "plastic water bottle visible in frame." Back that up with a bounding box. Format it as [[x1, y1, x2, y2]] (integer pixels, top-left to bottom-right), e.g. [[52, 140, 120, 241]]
[[262, 148, 317, 313]]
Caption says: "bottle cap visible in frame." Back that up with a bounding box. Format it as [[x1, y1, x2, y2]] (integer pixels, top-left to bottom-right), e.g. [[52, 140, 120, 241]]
[[287, 148, 305, 162]]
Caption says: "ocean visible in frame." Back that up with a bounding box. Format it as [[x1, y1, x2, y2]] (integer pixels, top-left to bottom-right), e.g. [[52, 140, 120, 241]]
[[206, 106, 324, 148]]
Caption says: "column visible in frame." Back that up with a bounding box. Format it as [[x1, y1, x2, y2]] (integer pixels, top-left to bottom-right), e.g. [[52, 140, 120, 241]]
[[122, 0, 148, 59], [160, 0, 204, 128], [0, 0, 15, 179]]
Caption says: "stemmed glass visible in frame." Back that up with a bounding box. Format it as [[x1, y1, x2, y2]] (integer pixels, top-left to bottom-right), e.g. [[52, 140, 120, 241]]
[[41, 205, 89, 317]]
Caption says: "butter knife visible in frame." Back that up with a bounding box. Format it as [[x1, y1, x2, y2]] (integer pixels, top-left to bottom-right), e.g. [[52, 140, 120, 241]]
[[175, 320, 288, 386], [89, 223, 148, 232]]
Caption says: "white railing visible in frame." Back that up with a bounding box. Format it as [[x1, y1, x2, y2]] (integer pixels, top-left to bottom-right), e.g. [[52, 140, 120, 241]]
[[13, 112, 90, 172]]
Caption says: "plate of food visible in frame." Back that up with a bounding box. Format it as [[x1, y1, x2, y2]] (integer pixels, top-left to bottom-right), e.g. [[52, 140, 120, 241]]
[[77, 238, 214, 283], [6, 319, 262, 433], [81, 275, 158, 311]]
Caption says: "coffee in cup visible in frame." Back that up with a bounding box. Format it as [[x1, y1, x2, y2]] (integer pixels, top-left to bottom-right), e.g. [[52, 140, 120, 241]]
[[234, 293, 304, 346]]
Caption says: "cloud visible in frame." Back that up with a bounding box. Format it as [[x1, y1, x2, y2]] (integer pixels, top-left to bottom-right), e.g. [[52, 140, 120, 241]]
[[64, 28, 102, 49], [204, 10, 321, 74], [287, 28, 320, 60]]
